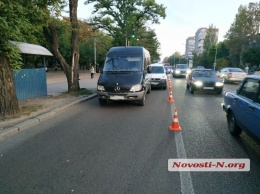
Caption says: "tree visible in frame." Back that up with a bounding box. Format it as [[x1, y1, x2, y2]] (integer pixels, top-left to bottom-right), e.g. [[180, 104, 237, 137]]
[[133, 27, 161, 62], [242, 47, 260, 66], [84, 0, 166, 59], [203, 24, 218, 52], [213, 41, 230, 70], [43, 0, 83, 93], [0, 0, 62, 115], [225, 4, 258, 66]]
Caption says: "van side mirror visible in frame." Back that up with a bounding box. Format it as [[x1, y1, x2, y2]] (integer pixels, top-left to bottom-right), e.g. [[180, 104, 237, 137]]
[[147, 67, 151, 73]]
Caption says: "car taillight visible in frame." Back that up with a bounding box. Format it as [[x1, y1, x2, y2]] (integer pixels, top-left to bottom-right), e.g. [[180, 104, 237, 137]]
[[228, 73, 232, 78], [243, 73, 247, 77]]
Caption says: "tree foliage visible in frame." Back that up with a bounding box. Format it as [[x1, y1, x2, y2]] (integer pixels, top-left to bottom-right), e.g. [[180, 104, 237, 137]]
[[242, 47, 260, 66], [225, 3, 260, 66], [84, 0, 166, 59], [0, 0, 65, 115], [164, 51, 187, 66], [203, 24, 218, 53], [194, 2, 260, 70]]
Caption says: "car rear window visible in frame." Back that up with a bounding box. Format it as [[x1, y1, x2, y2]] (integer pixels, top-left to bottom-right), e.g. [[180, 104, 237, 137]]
[[229, 68, 244, 72], [176, 65, 188, 69]]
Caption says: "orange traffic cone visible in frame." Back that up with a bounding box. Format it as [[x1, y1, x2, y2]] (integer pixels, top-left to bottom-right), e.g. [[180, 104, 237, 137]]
[[168, 84, 173, 91], [169, 109, 182, 131], [168, 91, 174, 102]]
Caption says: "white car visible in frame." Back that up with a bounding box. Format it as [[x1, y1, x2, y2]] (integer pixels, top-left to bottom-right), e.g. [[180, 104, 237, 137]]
[[146, 63, 167, 89], [218, 67, 247, 83]]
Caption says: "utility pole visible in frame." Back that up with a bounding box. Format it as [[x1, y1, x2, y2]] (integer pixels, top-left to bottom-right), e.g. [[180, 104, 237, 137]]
[[125, 31, 128, 46], [94, 34, 99, 73]]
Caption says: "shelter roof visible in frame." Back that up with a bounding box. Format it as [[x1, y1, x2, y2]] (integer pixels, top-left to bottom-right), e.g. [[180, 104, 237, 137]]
[[9, 41, 53, 56]]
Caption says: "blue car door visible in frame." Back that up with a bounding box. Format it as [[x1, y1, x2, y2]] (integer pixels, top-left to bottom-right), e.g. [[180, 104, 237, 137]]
[[235, 79, 260, 138]]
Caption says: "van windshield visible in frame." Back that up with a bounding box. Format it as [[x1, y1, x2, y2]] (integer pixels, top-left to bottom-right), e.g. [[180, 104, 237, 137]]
[[103, 56, 142, 72], [151, 66, 165, 73]]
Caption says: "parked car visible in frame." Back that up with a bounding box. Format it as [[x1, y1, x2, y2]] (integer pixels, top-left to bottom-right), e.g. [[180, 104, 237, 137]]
[[186, 68, 224, 94], [146, 63, 167, 89], [218, 67, 247, 83], [173, 64, 190, 77], [221, 75, 260, 140]]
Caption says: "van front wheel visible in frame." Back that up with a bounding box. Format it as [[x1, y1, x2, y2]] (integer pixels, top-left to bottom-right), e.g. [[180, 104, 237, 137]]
[[138, 95, 145, 106]]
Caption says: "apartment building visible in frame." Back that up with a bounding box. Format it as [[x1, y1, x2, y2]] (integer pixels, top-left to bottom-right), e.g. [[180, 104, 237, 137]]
[[194, 27, 219, 55], [194, 27, 208, 54], [185, 37, 195, 59]]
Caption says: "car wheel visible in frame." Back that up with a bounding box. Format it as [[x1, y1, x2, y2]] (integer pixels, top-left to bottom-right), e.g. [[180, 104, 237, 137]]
[[147, 85, 151, 94], [138, 95, 145, 106], [189, 84, 194, 94], [99, 98, 107, 105], [227, 111, 242, 136]]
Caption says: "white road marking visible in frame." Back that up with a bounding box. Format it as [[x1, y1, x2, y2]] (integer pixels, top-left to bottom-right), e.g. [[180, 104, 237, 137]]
[[169, 87, 195, 194]]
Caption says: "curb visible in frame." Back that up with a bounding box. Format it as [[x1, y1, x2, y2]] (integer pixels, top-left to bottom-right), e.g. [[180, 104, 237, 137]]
[[0, 93, 97, 140]]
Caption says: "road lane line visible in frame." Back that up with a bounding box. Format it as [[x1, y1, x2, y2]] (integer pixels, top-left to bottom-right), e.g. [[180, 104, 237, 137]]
[[170, 93, 195, 194]]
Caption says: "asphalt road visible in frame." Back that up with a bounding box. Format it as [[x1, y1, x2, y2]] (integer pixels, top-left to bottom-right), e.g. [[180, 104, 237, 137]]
[[0, 75, 260, 194]]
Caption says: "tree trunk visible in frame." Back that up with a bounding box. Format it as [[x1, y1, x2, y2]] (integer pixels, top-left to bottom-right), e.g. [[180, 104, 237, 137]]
[[0, 56, 19, 115], [43, 19, 80, 93], [69, 0, 80, 92], [43, 0, 80, 93]]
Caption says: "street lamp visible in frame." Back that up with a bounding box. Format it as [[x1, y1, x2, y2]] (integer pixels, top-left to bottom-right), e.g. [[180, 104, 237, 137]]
[[214, 45, 217, 71]]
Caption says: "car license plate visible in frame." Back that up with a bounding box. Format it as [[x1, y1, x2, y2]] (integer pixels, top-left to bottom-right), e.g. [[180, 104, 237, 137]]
[[110, 95, 124, 100], [203, 87, 214, 90], [151, 82, 159, 85]]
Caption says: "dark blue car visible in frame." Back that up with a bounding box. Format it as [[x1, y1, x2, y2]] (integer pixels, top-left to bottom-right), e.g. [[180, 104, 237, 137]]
[[221, 75, 260, 140]]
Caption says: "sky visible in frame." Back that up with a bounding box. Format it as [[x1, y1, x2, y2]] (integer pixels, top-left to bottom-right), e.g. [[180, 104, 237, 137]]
[[76, 0, 252, 60]]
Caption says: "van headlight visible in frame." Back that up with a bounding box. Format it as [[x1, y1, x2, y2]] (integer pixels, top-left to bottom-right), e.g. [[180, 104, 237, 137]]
[[194, 81, 203, 86], [215, 82, 224, 87], [130, 84, 142, 92], [187, 69, 191, 74], [97, 85, 105, 91], [175, 70, 180, 74]]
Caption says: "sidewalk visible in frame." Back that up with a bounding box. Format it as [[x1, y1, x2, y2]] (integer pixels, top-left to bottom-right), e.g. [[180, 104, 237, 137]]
[[0, 70, 99, 140]]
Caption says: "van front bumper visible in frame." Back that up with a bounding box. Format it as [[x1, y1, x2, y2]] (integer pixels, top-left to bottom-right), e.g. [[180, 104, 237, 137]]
[[97, 91, 145, 101]]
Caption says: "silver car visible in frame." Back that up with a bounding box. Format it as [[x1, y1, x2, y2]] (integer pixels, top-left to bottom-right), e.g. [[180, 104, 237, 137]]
[[173, 64, 191, 78], [218, 67, 247, 83]]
